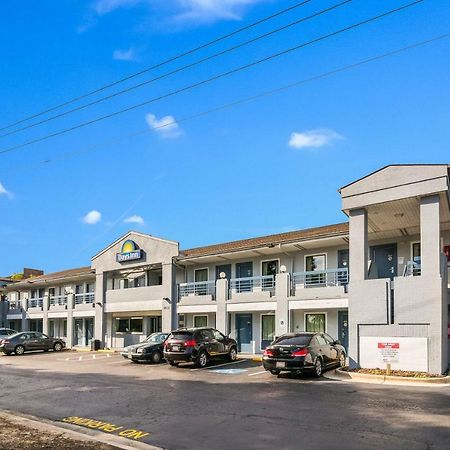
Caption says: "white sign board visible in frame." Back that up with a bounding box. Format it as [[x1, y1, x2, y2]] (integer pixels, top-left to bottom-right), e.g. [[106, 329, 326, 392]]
[[359, 337, 428, 372]]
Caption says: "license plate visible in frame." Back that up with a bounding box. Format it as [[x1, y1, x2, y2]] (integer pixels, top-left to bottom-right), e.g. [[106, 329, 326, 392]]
[[172, 345, 180, 352], [276, 361, 286, 368]]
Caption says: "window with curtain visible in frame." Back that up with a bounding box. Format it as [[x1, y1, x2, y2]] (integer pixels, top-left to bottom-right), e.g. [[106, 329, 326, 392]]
[[305, 313, 326, 333]]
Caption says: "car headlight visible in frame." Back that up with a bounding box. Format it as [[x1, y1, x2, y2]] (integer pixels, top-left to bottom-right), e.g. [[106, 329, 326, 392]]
[[136, 348, 144, 353]]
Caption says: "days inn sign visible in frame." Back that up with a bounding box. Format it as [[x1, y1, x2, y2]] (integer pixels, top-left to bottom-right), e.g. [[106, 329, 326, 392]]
[[116, 240, 143, 263]]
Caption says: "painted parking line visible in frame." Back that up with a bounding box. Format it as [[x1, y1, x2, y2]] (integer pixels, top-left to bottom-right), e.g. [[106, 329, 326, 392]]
[[59, 354, 115, 362], [248, 370, 267, 377], [192, 359, 246, 372]]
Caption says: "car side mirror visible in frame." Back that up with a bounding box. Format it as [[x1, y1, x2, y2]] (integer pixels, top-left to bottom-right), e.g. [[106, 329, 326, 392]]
[[333, 340, 341, 345]]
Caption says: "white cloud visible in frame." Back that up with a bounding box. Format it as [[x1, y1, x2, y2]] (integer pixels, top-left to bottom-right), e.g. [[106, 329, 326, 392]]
[[81, 210, 102, 225], [288, 129, 343, 150], [145, 113, 182, 138], [0, 181, 13, 199], [94, 0, 142, 15], [113, 47, 136, 61], [173, 0, 267, 23], [124, 215, 145, 224], [91, 0, 266, 24]]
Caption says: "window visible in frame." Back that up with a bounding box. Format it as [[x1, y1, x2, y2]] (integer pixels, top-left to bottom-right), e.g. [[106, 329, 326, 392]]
[[75, 285, 82, 295], [130, 318, 143, 333], [194, 269, 208, 295], [262, 260, 279, 277], [274, 335, 311, 346], [305, 313, 326, 333], [305, 254, 326, 285], [178, 314, 185, 328], [201, 329, 214, 340], [195, 269, 208, 282], [63, 320, 67, 337], [194, 315, 208, 327], [323, 333, 334, 345], [116, 318, 130, 333], [38, 288, 45, 298], [133, 276, 146, 288], [115, 318, 143, 333], [261, 315, 275, 348]]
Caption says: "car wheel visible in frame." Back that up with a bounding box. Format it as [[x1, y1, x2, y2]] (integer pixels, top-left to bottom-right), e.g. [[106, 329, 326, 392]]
[[151, 351, 162, 364], [228, 346, 237, 362], [196, 351, 208, 368], [168, 360, 178, 367], [270, 369, 281, 376], [15, 345, 25, 356], [313, 358, 323, 378], [339, 352, 346, 368], [53, 342, 63, 352]]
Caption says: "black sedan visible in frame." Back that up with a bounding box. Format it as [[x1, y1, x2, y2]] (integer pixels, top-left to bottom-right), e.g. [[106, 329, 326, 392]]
[[0, 332, 65, 355], [262, 332, 346, 377], [121, 332, 169, 363]]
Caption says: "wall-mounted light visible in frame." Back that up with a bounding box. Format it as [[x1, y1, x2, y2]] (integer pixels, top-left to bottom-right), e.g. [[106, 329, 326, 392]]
[[280, 265, 287, 273]]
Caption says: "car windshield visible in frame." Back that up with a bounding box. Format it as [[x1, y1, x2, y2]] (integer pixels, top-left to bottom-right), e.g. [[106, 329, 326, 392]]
[[273, 335, 312, 346], [146, 333, 168, 343]]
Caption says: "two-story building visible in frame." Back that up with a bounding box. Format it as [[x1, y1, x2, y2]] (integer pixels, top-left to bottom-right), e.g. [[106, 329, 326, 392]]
[[1, 164, 449, 373]]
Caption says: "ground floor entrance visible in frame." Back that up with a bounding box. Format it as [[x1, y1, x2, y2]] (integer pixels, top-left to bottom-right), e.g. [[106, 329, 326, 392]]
[[28, 319, 43, 332], [7, 319, 22, 332], [49, 318, 67, 340], [74, 317, 94, 347]]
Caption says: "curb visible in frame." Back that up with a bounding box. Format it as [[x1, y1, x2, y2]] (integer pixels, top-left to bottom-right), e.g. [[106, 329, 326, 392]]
[[324, 368, 450, 386], [0, 410, 163, 450]]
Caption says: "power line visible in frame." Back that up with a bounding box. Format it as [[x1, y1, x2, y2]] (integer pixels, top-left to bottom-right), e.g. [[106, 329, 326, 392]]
[[0, 0, 352, 140], [13, 31, 450, 171], [0, 0, 424, 157], [0, 0, 314, 133]]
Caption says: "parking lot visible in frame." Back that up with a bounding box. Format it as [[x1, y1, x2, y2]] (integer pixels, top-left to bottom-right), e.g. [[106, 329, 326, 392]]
[[0, 350, 449, 450]]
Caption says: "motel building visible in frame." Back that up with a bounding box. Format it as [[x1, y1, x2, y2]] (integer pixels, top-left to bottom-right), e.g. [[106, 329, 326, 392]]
[[1, 164, 449, 374]]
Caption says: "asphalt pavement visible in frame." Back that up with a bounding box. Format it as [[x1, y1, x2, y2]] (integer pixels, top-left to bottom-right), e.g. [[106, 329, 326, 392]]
[[0, 350, 449, 450]]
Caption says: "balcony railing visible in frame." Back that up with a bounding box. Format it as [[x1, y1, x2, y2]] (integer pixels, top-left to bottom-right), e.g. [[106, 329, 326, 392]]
[[28, 298, 44, 308], [75, 292, 95, 304], [49, 295, 68, 307], [403, 261, 421, 277], [229, 275, 275, 295], [292, 268, 349, 293], [178, 281, 216, 300]]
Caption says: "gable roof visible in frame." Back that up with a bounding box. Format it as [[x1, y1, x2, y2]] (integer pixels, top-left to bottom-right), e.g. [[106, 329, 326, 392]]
[[91, 231, 179, 261], [5, 266, 94, 289], [179, 222, 349, 259]]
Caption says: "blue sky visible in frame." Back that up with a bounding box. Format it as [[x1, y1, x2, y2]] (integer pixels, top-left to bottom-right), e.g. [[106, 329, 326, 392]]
[[0, 0, 449, 275]]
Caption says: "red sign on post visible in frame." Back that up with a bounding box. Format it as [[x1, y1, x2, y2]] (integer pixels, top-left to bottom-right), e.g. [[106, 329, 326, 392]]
[[377, 342, 400, 363], [378, 342, 400, 349]]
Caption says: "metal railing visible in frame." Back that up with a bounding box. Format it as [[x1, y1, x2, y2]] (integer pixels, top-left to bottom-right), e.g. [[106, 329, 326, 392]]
[[178, 281, 216, 300], [403, 261, 421, 277], [28, 297, 44, 308], [49, 295, 68, 307], [229, 275, 275, 295], [74, 292, 95, 305], [292, 268, 349, 292]]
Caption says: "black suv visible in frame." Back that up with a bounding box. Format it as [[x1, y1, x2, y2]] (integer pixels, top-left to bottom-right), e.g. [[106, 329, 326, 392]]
[[164, 327, 238, 368]]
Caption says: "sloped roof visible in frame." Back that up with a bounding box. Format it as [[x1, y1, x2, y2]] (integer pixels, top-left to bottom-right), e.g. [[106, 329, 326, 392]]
[[6, 266, 94, 289], [179, 222, 349, 259]]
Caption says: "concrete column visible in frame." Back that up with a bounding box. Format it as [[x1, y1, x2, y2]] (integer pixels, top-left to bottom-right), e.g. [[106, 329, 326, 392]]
[[21, 296, 28, 331], [66, 293, 74, 348], [42, 295, 49, 335], [349, 208, 368, 282], [420, 195, 441, 277], [94, 273, 106, 346], [161, 262, 176, 332], [275, 272, 290, 338], [216, 278, 228, 334]]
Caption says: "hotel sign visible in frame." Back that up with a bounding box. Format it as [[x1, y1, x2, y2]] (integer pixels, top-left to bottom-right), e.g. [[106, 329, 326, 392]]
[[116, 240, 143, 263]]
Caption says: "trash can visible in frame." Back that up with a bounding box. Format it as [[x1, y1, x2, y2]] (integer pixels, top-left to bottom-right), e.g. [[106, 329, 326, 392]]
[[90, 339, 101, 351]]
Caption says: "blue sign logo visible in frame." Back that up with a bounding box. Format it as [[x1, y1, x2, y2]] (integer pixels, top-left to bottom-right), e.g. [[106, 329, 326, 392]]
[[116, 240, 142, 262]]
